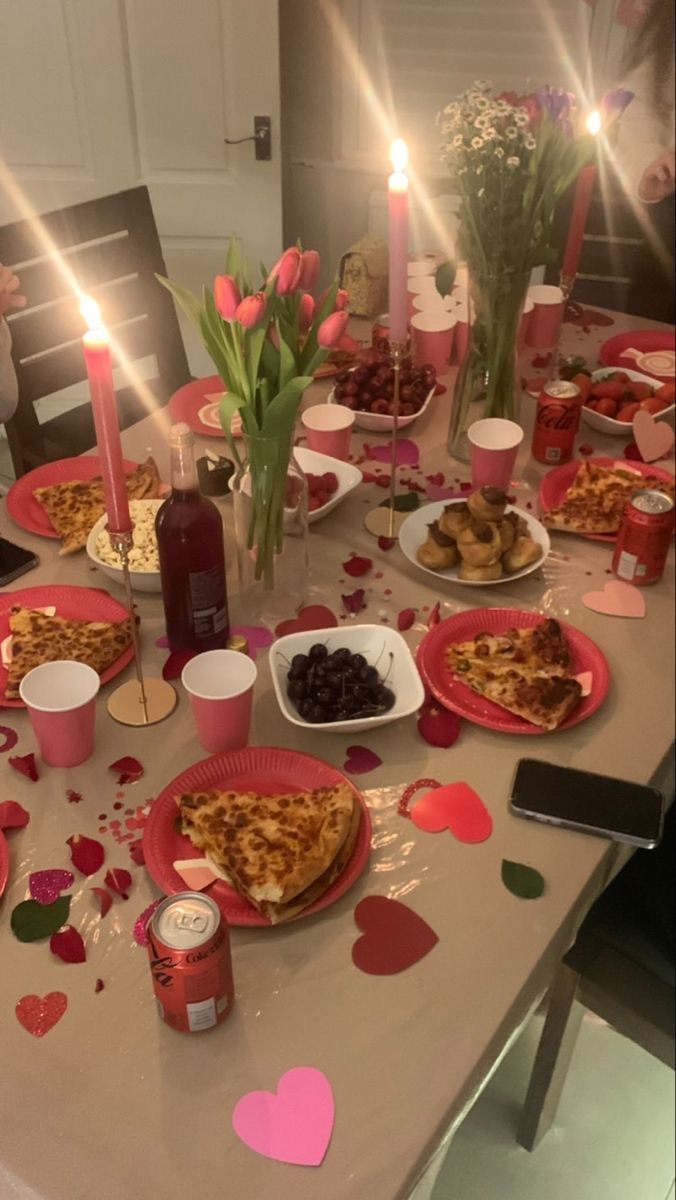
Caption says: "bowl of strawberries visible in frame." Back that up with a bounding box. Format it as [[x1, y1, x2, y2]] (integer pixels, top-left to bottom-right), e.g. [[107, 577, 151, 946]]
[[576, 367, 675, 435], [293, 446, 363, 523]]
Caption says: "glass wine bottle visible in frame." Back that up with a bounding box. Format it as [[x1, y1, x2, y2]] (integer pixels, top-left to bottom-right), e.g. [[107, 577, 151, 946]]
[[156, 423, 230, 651]]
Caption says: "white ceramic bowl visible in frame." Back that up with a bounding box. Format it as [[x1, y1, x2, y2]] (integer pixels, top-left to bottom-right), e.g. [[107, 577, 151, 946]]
[[86, 498, 164, 593], [293, 446, 363, 523], [399, 500, 550, 587], [269, 624, 425, 733], [581, 368, 675, 436], [327, 378, 435, 432]]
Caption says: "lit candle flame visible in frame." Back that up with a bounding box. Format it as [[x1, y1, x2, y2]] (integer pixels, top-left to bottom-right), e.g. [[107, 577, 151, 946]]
[[80, 295, 104, 332], [586, 110, 602, 137], [390, 138, 408, 174]]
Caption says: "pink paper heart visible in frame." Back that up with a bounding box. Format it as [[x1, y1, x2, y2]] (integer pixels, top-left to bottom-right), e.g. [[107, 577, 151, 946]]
[[582, 580, 646, 618], [232, 1067, 334, 1166], [29, 870, 75, 906], [352, 895, 439, 975], [411, 783, 493, 843], [275, 605, 338, 638], [15, 991, 68, 1037], [632, 409, 675, 463], [231, 625, 274, 659], [366, 438, 419, 467], [343, 745, 382, 775]]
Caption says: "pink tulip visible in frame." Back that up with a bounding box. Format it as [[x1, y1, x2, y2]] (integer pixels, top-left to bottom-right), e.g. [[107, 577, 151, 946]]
[[317, 309, 349, 348], [335, 287, 348, 311], [297, 249, 320, 290], [213, 274, 241, 321], [235, 291, 267, 329], [298, 292, 315, 332], [268, 247, 302, 295]]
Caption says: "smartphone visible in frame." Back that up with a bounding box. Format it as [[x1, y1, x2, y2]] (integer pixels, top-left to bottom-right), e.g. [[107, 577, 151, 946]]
[[0, 537, 39, 586], [510, 758, 665, 849]]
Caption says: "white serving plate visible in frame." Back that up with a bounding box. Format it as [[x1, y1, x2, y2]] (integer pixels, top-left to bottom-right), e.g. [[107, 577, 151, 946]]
[[86, 498, 164, 593], [399, 500, 550, 587], [270, 624, 425, 733], [293, 446, 363, 523], [581, 368, 674, 436], [327, 378, 435, 432]]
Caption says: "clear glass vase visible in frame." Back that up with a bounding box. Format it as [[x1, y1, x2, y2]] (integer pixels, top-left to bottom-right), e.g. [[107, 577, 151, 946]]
[[232, 432, 309, 626], [448, 268, 530, 463]]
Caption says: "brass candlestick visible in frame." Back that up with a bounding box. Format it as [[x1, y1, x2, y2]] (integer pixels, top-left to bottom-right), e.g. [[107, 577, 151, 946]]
[[364, 339, 408, 539], [106, 528, 177, 727]]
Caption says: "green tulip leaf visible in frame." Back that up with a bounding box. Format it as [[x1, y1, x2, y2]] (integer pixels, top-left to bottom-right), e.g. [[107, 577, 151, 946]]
[[11, 896, 71, 943], [156, 276, 204, 333], [435, 260, 455, 298], [501, 860, 545, 901]]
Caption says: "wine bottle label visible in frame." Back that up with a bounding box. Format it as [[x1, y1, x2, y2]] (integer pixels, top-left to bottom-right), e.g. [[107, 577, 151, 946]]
[[188, 568, 229, 637]]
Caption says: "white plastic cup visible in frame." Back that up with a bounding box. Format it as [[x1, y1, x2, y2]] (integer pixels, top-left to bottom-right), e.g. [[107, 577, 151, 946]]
[[412, 292, 454, 314], [20, 661, 100, 767], [468, 418, 524, 490], [182, 649, 257, 754], [301, 403, 355, 460]]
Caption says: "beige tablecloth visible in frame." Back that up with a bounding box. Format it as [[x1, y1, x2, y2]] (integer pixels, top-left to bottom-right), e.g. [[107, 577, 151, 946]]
[[0, 308, 674, 1200]]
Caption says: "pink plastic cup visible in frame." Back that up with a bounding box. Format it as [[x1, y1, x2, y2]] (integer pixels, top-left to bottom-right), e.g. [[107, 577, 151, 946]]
[[301, 404, 354, 461], [19, 661, 99, 767], [468, 418, 524, 490], [407, 275, 439, 321], [181, 649, 257, 755], [525, 284, 565, 350], [410, 311, 456, 375]]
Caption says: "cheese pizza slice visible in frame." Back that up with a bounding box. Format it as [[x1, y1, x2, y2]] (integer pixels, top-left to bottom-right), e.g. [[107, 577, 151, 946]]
[[33, 457, 160, 555], [5, 606, 132, 700]]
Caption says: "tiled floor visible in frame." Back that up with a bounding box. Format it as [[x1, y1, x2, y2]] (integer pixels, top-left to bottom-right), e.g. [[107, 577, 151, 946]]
[[429, 1011, 675, 1200]]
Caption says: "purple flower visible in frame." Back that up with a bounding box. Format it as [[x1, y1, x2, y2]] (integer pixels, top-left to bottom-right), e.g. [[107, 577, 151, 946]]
[[600, 86, 634, 123], [536, 86, 576, 136]]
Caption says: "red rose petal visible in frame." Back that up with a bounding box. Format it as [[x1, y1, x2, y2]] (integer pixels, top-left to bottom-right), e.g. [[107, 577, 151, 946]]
[[377, 536, 396, 551], [578, 442, 595, 457], [50, 926, 86, 964], [94, 978, 105, 993], [129, 839, 145, 867], [0, 725, 19, 754], [67, 834, 105, 876], [417, 701, 461, 748], [108, 756, 144, 786], [361, 471, 379, 484], [459, 482, 471, 493], [0, 801, 30, 831], [624, 441, 643, 462], [104, 868, 132, 900], [375, 474, 391, 489], [342, 554, 373, 578], [342, 589, 366, 616], [91, 887, 113, 918], [9, 753, 39, 782], [426, 473, 445, 487], [427, 602, 441, 628], [397, 608, 416, 631]]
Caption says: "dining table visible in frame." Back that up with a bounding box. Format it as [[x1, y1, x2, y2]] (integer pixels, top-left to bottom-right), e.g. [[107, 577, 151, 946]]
[[0, 304, 674, 1200]]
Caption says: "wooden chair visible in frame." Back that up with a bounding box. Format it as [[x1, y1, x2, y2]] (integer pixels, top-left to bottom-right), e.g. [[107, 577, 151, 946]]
[[1, 186, 192, 476]]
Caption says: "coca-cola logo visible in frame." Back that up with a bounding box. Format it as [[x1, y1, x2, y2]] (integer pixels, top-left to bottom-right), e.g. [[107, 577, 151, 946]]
[[536, 403, 577, 431]]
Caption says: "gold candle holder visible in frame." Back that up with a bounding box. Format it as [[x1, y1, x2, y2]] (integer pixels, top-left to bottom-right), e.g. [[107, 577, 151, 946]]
[[106, 528, 177, 727], [364, 339, 408, 539]]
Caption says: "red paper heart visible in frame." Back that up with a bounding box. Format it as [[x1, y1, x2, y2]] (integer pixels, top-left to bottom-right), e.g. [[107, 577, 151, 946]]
[[15, 991, 68, 1037], [410, 783, 493, 843], [352, 896, 439, 975], [275, 605, 338, 638]]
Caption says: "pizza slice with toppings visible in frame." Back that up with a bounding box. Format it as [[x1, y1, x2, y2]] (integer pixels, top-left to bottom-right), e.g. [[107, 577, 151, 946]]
[[542, 461, 675, 535]]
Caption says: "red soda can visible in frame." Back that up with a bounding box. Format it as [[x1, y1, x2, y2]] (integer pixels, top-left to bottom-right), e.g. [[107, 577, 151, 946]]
[[612, 490, 674, 586], [147, 892, 234, 1033], [531, 380, 582, 464]]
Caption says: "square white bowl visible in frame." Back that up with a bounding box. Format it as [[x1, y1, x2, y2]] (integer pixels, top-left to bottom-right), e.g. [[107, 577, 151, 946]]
[[269, 624, 425, 733], [581, 368, 675, 435], [327, 380, 435, 432], [293, 446, 363, 523]]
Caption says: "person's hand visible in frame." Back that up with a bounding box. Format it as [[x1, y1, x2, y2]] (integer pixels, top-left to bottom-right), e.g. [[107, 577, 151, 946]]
[[0, 263, 26, 319], [638, 150, 676, 204]]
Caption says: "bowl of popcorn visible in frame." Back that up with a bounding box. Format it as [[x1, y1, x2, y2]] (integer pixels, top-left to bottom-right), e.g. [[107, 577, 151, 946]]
[[86, 498, 164, 592]]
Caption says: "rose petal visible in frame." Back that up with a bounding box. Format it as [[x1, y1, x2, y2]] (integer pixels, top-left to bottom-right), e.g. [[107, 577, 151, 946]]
[[129, 839, 145, 867], [67, 834, 105, 877], [624, 441, 643, 462], [94, 978, 105, 993], [342, 589, 366, 616], [50, 926, 86, 964], [133, 899, 161, 947], [29, 870, 74, 906], [108, 757, 144, 786], [397, 608, 416, 632], [0, 801, 30, 831], [0, 725, 19, 754], [578, 442, 595, 457], [417, 701, 461, 748], [344, 745, 383, 775], [66, 790, 83, 804], [377, 536, 396, 551], [104, 868, 132, 900], [426, 473, 445, 487], [342, 554, 373, 578], [375, 474, 391, 489], [427, 602, 441, 628], [9, 753, 39, 782], [91, 887, 113, 918]]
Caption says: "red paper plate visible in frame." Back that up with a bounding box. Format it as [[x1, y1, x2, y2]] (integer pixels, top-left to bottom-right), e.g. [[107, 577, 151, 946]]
[[6, 456, 142, 540], [0, 833, 8, 899], [599, 330, 676, 384], [143, 746, 371, 926], [0, 585, 134, 707], [539, 457, 675, 543], [168, 376, 231, 438], [417, 608, 609, 735]]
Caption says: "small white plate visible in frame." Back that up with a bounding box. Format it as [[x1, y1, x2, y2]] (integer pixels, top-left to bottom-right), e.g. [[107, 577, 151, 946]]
[[199, 399, 243, 436], [327, 379, 435, 432], [399, 500, 550, 587], [293, 446, 363, 523], [581, 368, 674, 436]]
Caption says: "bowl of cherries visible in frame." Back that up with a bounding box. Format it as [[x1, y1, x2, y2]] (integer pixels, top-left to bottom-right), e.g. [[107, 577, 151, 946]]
[[327, 356, 436, 432], [269, 624, 425, 733]]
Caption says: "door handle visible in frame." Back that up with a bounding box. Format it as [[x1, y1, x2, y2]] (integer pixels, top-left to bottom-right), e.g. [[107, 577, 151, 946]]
[[224, 116, 271, 161]]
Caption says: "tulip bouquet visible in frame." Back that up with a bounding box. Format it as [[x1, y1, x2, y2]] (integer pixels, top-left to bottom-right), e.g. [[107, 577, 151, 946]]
[[159, 240, 347, 593]]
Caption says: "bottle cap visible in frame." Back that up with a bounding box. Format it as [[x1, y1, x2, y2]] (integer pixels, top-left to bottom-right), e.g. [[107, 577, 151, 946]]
[[226, 635, 249, 655], [169, 422, 194, 448]]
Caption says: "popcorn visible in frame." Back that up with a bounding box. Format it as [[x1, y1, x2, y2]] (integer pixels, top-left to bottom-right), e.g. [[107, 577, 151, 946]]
[[95, 500, 163, 572]]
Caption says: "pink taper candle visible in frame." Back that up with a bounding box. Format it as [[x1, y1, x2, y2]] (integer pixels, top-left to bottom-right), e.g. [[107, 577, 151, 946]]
[[561, 111, 601, 282], [80, 297, 131, 533], [388, 138, 409, 344]]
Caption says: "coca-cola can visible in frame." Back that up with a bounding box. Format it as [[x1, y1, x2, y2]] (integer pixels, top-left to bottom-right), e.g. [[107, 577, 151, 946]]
[[147, 892, 235, 1033], [612, 490, 674, 586], [531, 380, 582, 464]]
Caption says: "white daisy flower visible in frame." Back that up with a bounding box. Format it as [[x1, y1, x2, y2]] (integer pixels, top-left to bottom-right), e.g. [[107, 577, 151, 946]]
[[505, 126, 518, 139], [506, 156, 520, 168], [494, 146, 505, 158], [478, 187, 486, 198], [452, 134, 464, 147], [475, 96, 490, 110], [525, 134, 536, 150], [514, 110, 529, 127], [476, 164, 484, 174], [471, 136, 484, 149]]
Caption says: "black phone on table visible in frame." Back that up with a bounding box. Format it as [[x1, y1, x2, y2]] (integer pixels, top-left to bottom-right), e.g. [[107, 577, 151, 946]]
[[0, 537, 39, 586], [509, 758, 665, 849]]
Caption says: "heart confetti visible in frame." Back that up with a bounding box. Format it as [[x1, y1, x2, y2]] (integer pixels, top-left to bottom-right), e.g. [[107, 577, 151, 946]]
[[501, 859, 545, 900], [0, 801, 30, 831], [365, 439, 420, 467], [0, 724, 18, 753], [275, 605, 338, 638], [11, 896, 71, 943], [50, 926, 86, 964], [109, 756, 144, 785], [342, 554, 373, 578], [66, 789, 83, 804], [67, 834, 105, 876], [343, 745, 382, 775], [407, 782, 493, 844], [632, 409, 675, 463], [104, 868, 132, 899], [397, 608, 416, 632], [91, 887, 113, 918], [352, 895, 439, 975], [29, 870, 74, 906], [232, 1067, 334, 1167], [231, 624, 275, 659], [417, 701, 461, 748], [162, 648, 196, 681], [582, 580, 646, 618], [342, 589, 366, 616], [9, 753, 39, 782], [16, 992, 68, 1038]]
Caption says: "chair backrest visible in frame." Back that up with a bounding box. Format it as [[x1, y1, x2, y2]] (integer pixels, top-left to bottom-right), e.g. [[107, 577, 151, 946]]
[[1, 185, 191, 474]]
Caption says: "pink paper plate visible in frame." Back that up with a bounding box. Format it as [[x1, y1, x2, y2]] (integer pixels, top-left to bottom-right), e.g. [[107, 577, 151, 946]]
[[143, 746, 371, 927], [6, 456, 142, 540], [0, 585, 134, 708], [539, 456, 675, 543], [0, 832, 8, 898], [417, 608, 609, 735], [600, 330, 676, 384], [169, 376, 232, 438]]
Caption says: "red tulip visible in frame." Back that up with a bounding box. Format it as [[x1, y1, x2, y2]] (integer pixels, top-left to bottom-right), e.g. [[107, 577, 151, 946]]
[[268, 247, 302, 295], [317, 309, 349, 348], [335, 287, 349, 311], [297, 249, 320, 290], [213, 274, 241, 321], [235, 291, 267, 329], [298, 292, 315, 332]]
